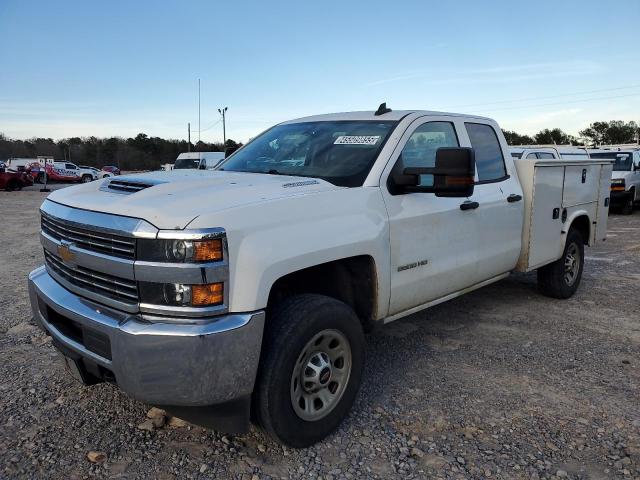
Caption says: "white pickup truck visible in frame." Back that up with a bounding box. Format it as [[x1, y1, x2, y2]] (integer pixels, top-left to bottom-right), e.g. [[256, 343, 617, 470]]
[[28, 106, 612, 447]]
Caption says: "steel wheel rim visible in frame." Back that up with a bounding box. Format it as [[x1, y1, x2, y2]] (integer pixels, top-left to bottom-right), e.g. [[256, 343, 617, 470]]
[[564, 243, 580, 286], [290, 329, 352, 422]]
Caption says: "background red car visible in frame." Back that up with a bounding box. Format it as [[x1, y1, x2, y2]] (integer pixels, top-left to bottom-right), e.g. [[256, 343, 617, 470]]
[[0, 165, 34, 191]]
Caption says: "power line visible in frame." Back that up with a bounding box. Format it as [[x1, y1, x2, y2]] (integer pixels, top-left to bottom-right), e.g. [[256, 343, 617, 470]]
[[447, 84, 640, 109], [475, 92, 640, 113]]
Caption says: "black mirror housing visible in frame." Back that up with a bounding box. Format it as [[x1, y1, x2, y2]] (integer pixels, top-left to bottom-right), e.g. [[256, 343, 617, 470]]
[[389, 147, 475, 197]]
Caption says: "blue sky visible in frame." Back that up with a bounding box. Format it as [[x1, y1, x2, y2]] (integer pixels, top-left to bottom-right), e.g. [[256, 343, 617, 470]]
[[1, 0, 639, 142]]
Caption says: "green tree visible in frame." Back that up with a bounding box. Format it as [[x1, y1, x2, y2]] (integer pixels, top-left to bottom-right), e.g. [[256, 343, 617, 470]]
[[580, 120, 638, 145], [533, 128, 576, 145], [502, 130, 535, 145]]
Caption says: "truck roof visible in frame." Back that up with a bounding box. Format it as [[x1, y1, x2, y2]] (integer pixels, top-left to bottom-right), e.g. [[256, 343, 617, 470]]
[[282, 110, 494, 124]]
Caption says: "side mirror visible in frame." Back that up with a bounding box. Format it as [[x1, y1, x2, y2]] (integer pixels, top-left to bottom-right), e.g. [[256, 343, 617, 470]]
[[390, 147, 475, 197]]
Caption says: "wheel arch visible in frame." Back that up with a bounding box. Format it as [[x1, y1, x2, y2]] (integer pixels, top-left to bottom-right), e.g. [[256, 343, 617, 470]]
[[266, 255, 378, 333], [567, 213, 591, 246]]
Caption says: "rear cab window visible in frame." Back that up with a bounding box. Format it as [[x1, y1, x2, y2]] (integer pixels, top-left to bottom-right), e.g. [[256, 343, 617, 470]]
[[465, 123, 507, 182]]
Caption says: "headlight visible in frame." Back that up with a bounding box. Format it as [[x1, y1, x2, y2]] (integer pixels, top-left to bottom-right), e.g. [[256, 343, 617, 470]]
[[139, 281, 224, 307], [137, 238, 223, 263]]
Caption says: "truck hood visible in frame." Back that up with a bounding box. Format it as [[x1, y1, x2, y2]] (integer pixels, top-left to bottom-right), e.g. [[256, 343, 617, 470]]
[[611, 171, 629, 181], [47, 170, 341, 229]]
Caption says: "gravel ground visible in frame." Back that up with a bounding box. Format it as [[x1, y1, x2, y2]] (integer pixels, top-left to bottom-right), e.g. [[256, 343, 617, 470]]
[[1, 189, 639, 480]]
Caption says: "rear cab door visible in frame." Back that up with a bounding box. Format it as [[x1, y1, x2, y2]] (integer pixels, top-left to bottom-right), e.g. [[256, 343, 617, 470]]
[[458, 121, 524, 281]]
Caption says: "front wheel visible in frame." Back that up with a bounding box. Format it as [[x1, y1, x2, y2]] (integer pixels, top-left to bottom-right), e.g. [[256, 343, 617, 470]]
[[537, 228, 584, 299], [81, 174, 92, 183], [254, 294, 365, 448], [620, 192, 634, 215]]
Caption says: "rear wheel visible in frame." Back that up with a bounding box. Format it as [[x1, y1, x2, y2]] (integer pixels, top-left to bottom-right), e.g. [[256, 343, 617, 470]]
[[537, 228, 584, 299], [254, 294, 365, 448]]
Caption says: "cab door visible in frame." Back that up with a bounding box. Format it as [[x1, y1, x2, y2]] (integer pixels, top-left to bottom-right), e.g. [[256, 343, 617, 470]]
[[381, 117, 482, 316], [460, 122, 523, 280]]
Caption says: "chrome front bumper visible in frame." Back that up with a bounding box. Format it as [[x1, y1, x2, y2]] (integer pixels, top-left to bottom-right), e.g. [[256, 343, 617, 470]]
[[28, 266, 265, 407]]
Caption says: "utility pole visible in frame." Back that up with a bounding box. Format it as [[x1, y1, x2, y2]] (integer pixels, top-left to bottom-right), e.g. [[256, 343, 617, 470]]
[[188, 123, 191, 152], [218, 106, 228, 147], [198, 79, 201, 144]]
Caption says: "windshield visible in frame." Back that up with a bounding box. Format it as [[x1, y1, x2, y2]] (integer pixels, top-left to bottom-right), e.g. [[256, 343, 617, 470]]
[[174, 158, 201, 169], [218, 120, 397, 187], [590, 152, 633, 171]]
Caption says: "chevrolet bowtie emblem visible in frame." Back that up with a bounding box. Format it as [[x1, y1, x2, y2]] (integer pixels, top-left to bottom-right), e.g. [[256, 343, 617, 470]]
[[57, 241, 76, 266]]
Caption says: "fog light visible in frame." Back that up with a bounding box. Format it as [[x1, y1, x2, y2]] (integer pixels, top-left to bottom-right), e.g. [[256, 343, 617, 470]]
[[163, 283, 191, 305]]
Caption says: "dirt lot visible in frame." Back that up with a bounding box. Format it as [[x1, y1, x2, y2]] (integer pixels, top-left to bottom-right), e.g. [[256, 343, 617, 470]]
[[0, 189, 638, 480]]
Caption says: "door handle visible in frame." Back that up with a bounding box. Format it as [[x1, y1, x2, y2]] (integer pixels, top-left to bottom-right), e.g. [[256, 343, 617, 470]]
[[507, 194, 522, 203], [460, 201, 479, 211]]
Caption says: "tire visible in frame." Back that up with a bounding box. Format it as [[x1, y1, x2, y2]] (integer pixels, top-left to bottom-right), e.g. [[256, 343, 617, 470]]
[[103, 173, 111, 178], [537, 228, 584, 299], [5, 180, 19, 192], [620, 191, 634, 215], [36, 173, 44, 184], [81, 174, 92, 183], [254, 294, 365, 448]]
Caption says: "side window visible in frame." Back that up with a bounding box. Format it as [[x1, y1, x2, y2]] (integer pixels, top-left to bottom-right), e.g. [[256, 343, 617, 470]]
[[400, 122, 459, 186], [465, 123, 507, 181], [65, 163, 76, 170], [537, 152, 555, 159]]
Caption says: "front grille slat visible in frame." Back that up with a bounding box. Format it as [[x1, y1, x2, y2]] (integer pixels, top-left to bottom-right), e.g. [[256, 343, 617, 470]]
[[41, 212, 136, 259], [44, 250, 138, 304]]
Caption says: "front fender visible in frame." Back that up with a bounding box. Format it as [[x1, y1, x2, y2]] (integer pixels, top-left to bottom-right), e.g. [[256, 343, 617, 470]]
[[189, 187, 391, 319]]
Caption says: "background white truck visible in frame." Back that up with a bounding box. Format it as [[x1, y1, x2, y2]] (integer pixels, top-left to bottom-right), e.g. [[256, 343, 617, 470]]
[[173, 151, 225, 170], [29, 106, 611, 447], [589, 147, 640, 214]]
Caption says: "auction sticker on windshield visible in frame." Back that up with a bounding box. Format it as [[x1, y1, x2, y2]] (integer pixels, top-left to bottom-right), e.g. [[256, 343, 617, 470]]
[[334, 135, 380, 145]]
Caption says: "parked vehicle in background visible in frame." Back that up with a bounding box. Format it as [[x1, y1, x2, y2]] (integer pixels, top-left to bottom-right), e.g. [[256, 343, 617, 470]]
[[100, 166, 121, 178], [511, 146, 590, 160], [77, 165, 99, 183], [28, 107, 612, 447], [0, 163, 34, 190], [510, 147, 559, 159], [173, 152, 225, 170], [5, 156, 54, 172], [589, 147, 640, 214]]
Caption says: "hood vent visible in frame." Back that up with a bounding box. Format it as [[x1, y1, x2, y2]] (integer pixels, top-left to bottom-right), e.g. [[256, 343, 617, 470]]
[[101, 178, 164, 194]]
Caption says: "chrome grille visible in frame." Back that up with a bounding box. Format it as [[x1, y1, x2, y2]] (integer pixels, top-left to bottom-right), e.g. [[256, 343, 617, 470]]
[[44, 250, 139, 304], [41, 212, 136, 259]]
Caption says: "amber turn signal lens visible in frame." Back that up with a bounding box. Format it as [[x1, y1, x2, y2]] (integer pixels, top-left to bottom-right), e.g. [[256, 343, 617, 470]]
[[193, 239, 223, 262], [191, 283, 224, 306]]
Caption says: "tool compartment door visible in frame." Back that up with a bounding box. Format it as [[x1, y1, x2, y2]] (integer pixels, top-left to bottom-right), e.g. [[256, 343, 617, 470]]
[[528, 166, 564, 269], [595, 163, 613, 243], [563, 165, 599, 207]]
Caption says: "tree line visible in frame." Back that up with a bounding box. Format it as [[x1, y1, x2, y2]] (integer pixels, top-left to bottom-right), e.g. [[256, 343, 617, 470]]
[[502, 120, 639, 146], [0, 133, 241, 171], [1, 120, 638, 170]]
